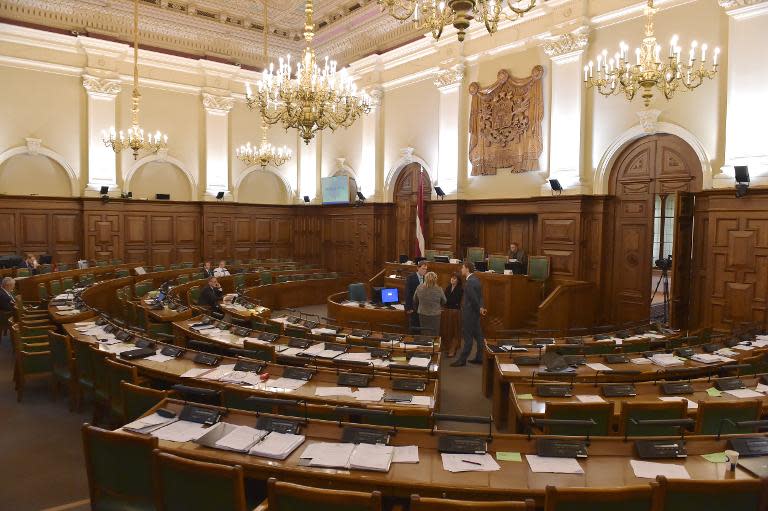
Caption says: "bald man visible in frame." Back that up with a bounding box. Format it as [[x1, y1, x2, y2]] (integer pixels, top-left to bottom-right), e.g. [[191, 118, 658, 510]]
[[0, 277, 16, 312]]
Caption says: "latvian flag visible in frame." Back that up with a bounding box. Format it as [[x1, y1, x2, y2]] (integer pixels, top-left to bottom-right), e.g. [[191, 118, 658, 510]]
[[415, 168, 425, 258]]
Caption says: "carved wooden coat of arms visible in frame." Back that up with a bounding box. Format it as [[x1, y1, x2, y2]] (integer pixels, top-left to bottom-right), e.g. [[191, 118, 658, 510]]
[[468, 65, 544, 175]]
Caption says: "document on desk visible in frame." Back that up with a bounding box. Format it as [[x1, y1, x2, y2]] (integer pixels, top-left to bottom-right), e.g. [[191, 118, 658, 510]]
[[301, 442, 355, 468], [249, 432, 305, 460], [734, 344, 755, 351], [145, 352, 176, 363], [407, 396, 433, 407], [265, 377, 308, 390], [312, 328, 339, 336], [199, 364, 237, 380], [525, 454, 584, 474], [575, 395, 605, 403], [336, 352, 372, 362], [724, 388, 764, 399], [302, 343, 326, 355], [585, 363, 612, 372], [152, 420, 208, 442], [630, 459, 690, 479], [630, 357, 653, 365], [659, 396, 698, 409], [278, 347, 304, 357], [315, 386, 354, 397], [213, 425, 268, 452], [393, 445, 420, 463], [349, 443, 395, 472], [123, 413, 177, 434], [408, 357, 430, 368], [180, 367, 214, 379], [441, 453, 500, 473], [353, 387, 385, 402], [756, 383, 768, 394], [499, 363, 521, 373], [315, 349, 343, 359]]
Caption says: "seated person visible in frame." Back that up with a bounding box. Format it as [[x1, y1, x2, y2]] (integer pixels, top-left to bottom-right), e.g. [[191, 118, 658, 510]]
[[213, 260, 230, 277], [202, 261, 215, 278], [0, 277, 16, 312], [20, 254, 40, 274], [197, 276, 223, 310], [507, 242, 527, 267]]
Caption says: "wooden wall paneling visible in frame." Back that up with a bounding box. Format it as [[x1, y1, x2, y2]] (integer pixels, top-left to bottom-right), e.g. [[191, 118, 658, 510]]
[[0, 198, 82, 263], [51, 212, 81, 263], [538, 213, 580, 281], [426, 201, 460, 257]]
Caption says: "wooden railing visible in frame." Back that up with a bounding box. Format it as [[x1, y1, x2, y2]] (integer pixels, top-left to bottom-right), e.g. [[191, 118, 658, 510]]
[[536, 280, 597, 335]]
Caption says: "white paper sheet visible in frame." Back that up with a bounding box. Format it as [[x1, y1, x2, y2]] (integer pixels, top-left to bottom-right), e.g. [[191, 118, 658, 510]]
[[724, 388, 764, 399], [302, 442, 355, 468], [152, 420, 208, 442], [575, 395, 605, 403], [392, 445, 420, 463], [442, 453, 500, 473], [659, 396, 698, 409], [408, 357, 430, 368], [315, 386, 354, 397], [180, 368, 214, 378], [214, 425, 268, 452], [631, 358, 653, 365], [525, 454, 584, 474], [630, 459, 691, 479], [585, 363, 612, 372], [499, 364, 521, 373], [265, 377, 307, 390], [146, 353, 176, 363], [248, 432, 305, 460], [353, 387, 385, 402], [349, 444, 394, 472], [407, 396, 433, 407]]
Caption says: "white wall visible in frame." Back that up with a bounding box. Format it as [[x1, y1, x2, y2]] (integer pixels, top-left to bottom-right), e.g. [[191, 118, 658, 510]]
[[0, 154, 72, 196]]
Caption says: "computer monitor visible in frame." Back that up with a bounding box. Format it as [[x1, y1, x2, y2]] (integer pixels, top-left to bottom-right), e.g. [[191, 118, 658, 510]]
[[381, 288, 399, 304], [475, 261, 488, 272], [505, 261, 526, 274], [434, 255, 450, 263], [399, 254, 409, 264], [371, 286, 384, 304]]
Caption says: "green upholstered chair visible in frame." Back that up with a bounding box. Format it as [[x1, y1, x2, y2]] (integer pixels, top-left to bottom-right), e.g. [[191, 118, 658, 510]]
[[277, 275, 289, 283], [80, 273, 95, 286], [348, 283, 367, 302], [619, 400, 687, 437], [653, 475, 768, 511], [58, 263, 69, 271], [61, 277, 75, 290], [134, 280, 153, 298], [82, 424, 158, 511], [237, 341, 276, 363], [16, 268, 30, 277], [133, 304, 174, 339], [111, 259, 124, 265], [12, 325, 53, 402], [260, 271, 273, 285], [233, 273, 246, 289], [116, 268, 130, 278], [121, 382, 169, 423], [37, 283, 49, 303], [188, 286, 201, 305], [181, 261, 193, 268], [105, 358, 141, 422], [411, 495, 535, 511], [541, 401, 614, 436], [466, 247, 485, 263], [543, 485, 656, 511], [488, 254, 507, 274], [153, 265, 165, 272], [424, 249, 438, 262], [90, 347, 112, 419], [154, 451, 249, 511], [170, 263, 181, 270], [49, 279, 63, 296], [176, 275, 189, 285], [251, 319, 281, 334], [72, 337, 95, 411], [96, 260, 109, 267], [49, 331, 75, 409], [38, 263, 52, 274], [694, 399, 762, 435], [265, 477, 383, 511]]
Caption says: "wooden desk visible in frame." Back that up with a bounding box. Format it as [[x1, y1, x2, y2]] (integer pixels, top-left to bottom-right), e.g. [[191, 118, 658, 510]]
[[491, 347, 768, 431], [137, 300, 194, 323], [220, 302, 272, 322], [16, 262, 139, 301], [327, 292, 409, 331], [243, 277, 352, 310], [63, 323, 438, 415], [508, 376, 768, 433], [132, 398, 762, 506]]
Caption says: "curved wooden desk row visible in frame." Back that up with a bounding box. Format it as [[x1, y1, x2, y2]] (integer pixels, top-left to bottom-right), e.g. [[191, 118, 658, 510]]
[[327, 291, 410, 332], [134, 398, 763, 505], [490, 346, 768, 431], [508, 374, 768, 434], [63, 323, 439, 416], [17, 262, 141, 301], [171, 316, 441, 376], [243, 276, 354, 311]]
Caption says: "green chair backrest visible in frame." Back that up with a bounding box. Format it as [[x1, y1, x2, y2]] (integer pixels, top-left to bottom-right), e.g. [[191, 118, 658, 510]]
[[177, 275, 190, 285], [49, 279, 62, 296], [19, 350, 52, 375], [424, 249, 438, 262], [466, 247, 485, 263], [153, 265, 165, 272], [96, 260, 108, 267], [181, 262, 193, 268], [544, 402, 613, 436], [82, 425, 157, 511], [189, 286, 201, 305], [58, 263, 69, 271], [106, 360, 136, 414], [657, 479, 764, 511], [37, 283, 49, 302], [622, 402, 686, 437], [155, 452, 246, 511], [489, 255, 507, 274], [91, 349, 111, 400], [72, 340, 95, 388], [170, 263, 181, 270], [348, 283, 367, 302], [39, 264, 52, 274], [134, 280, 153, 298], [233, 274, 245, 289], [116, 269, 130, 278], [260, 271, 273, 285], [696, 401, 761, 435], [285, 327, 308, 339], [528, 256, 550, 282], [111, 259, 124, 264], [121, 382, 167, 423], [48, 332, 72, 381], [16, 268, 30, 277], [61, 277, 75, 291]]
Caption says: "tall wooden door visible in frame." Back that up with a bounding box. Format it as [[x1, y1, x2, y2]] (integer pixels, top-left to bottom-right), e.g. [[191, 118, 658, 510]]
[[394, 163, 429, 258], [670, 192, 695, 329], [608, 134, 701, 324]]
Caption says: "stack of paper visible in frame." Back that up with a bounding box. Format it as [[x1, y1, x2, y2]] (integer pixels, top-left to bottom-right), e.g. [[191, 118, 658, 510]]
[[249, 432, 305, 460], [199, 364, 237, 380], [756, 383, 768, 394], [650, 354, 684, 367], [145, 352, 176, 363], [213, 425, 268, 452], [123, 413, 177, 434], [152, 420, 208, 442], [408, 357, 430, 368], [630, 358, 653, 365], [349, 443, 395, 472], [659, 396, 698, 409], [315, 386, 354, 397], [180, 368, 214, 379], [265, 377, 307, 390], [353, 387, 385, 402], [499, 364, 520, 373], [715, 348, 738, 357], [585, 362, 612, 372], [734, 344, 755, 351], [525, 454, 584, 474], [311, 327, 338, 336], [441, 453, 500, 473], [575, 395, 605, 403], [336, 352, 372, 362], [278, 347, 304, 357], [302, 343, 326, 356], [691, 353, 723, 364], [392, 445, 419, 463], [406, 396, 432, 407], [301, 442, 355, 468], [630, 459, 690, 479], [723, 388, 764, 399]]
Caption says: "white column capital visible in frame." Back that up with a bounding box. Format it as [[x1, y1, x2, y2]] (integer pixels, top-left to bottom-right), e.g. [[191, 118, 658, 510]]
[[202, 92, 235, 115], [433, 63, 466, 93], [636, 109, 662, 135], [82, 74, 122, 98], [720, 0, 768, 18], [543, 28, 589, 62], [367, 86, 384, 107]]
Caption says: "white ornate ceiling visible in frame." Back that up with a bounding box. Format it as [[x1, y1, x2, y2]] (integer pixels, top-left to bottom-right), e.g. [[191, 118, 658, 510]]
[[0, 0, 423, 67]]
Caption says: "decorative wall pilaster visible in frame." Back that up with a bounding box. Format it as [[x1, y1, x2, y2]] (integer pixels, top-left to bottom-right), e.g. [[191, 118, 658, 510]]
[[362, 85, 385, 201], [434, 61, 465, 197], [542, 29, 589, 195], [202, 90, 235, 199], [83, 72, 122, 195]]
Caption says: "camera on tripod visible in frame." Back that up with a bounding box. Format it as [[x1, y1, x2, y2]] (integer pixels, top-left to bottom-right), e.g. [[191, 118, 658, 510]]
[[654, 255, 672, 272]]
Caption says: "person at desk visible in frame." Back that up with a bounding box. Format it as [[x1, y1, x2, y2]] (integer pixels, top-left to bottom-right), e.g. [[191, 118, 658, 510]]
[[202, 261, 215, 278], [198, 276, 223, 311], [0, 277, 16, 312], [508, 242, 527, 268], [442, 272, 463, 358], [213, 260, 230, 277], [413, 272, 446, 337], [405, 259, 428, 333], [20, 254, 39, 274], [451, 261, 487, 367]]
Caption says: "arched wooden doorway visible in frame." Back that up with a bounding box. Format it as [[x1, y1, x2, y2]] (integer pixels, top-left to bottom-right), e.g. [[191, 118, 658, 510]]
[[393, 163, 430, 258], [607, 133, 701, 325]]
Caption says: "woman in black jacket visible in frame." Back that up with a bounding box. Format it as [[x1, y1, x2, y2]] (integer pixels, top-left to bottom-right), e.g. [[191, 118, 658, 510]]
[[441, 272, 463, 357]]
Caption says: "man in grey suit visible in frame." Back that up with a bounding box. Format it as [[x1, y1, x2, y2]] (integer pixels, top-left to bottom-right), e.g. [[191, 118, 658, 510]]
[[451, 261, 487, 366]]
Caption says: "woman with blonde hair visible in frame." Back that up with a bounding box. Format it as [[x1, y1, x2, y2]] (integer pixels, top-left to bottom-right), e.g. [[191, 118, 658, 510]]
[[413, 271, 446, 337]]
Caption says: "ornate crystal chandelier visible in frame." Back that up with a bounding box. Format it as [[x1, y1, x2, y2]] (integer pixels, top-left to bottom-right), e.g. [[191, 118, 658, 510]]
[[102, 0, 168, 159], [378, 0, 536, 42], [245, 0, 371, 144], [584, 0, 719, 107], [236, 0, 292, 168]]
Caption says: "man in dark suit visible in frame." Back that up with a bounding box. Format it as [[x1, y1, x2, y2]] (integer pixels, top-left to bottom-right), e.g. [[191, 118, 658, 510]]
[[508, 242, 527, 268], [197, 276, 223, 311], [404, 259, 428, 334], [202, 261, 215, 278], [0, 277, 16, 312], [451, 261, 487, 366]]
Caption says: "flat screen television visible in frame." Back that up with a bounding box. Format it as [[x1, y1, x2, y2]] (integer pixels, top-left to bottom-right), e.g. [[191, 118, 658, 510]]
[[381, 288, 399, 304], [321, 176, 351, 205]]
